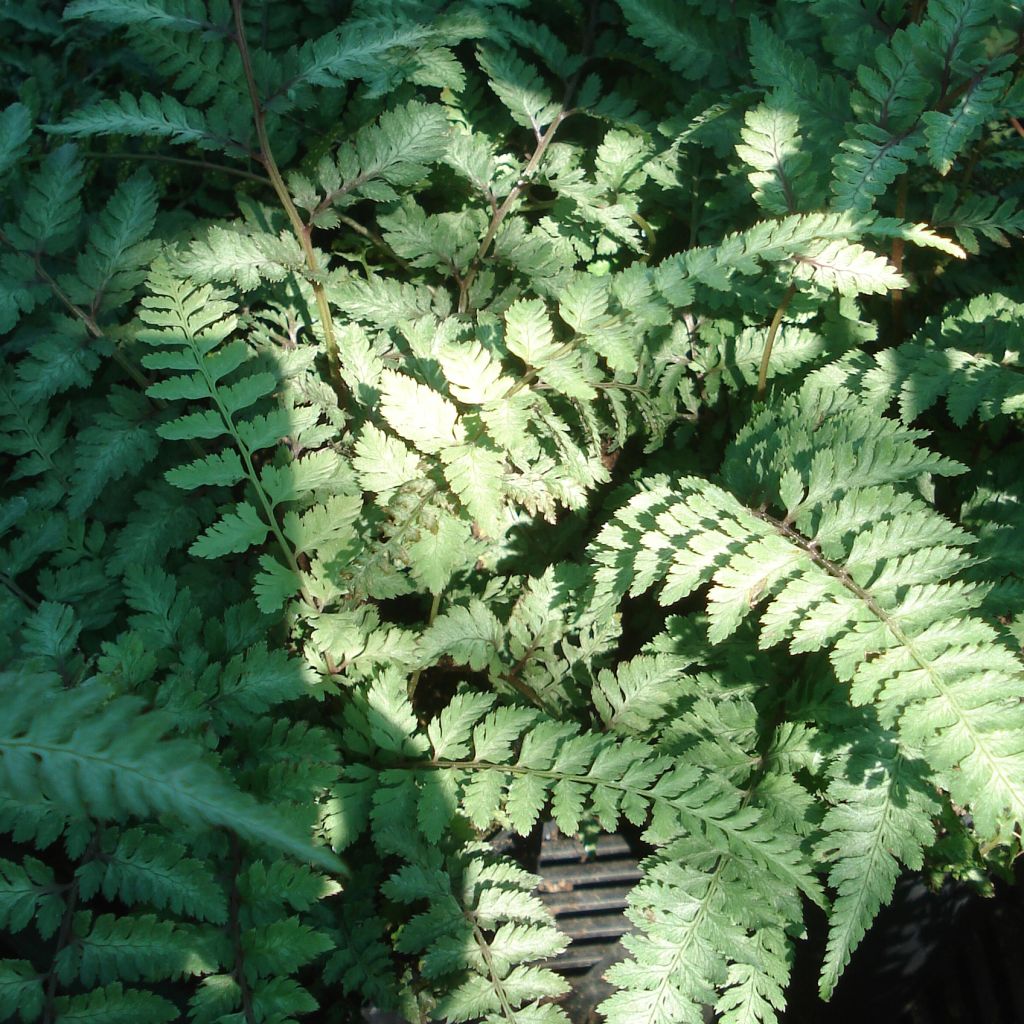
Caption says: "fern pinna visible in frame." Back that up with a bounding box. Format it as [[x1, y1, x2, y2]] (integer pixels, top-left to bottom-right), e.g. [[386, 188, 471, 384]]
[[1, 1, 1023, 1023]]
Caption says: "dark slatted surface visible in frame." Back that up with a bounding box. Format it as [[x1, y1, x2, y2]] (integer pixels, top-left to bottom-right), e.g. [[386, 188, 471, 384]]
[[534, 825, 639, 976]]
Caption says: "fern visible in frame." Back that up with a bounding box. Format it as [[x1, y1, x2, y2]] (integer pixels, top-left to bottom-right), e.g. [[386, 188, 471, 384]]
[[815, 736, 939, 998], [808, 293, 1024, 425], [384, 844, 570, 1024], [0, 671, 340, 871], [48, 92, 245, 153], [3, 0, 1024, 1021]]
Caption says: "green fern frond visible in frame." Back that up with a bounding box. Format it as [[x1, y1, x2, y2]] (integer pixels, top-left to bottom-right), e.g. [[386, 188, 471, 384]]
[[806, 293, 1024, 426], [736, 103, 820, 215], [0, 672, 343, 872], [591, 393, 1024, 847], [593, 654, 691, 736], [62, 0, 225, 34], [654, 211, 916, 303], [280, 15, 472, 99], [0, 856, 63, 937], [63, 171, 159, 314], [600, 837, 796, 1024], [53, 982, 178, 1024], [923, 70, 1010, 176], [815, 735, 938, 998], [337, 674, 822, 907], [291, 101, 449, 227], [384, 844, 569, 1024], [617, 0, 717, 82], [4, 144, 83, 255], [830, 127, 922, 214], [477, 45, 561, 131], [0, 102, 31, 179], [47, 92, 245, 154], [933, 189, 1024, 253], [76, 828, 228, 924]]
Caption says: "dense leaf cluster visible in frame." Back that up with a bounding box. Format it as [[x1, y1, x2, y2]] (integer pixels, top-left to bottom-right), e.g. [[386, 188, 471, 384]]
[[1, 1, 1023, 1022]]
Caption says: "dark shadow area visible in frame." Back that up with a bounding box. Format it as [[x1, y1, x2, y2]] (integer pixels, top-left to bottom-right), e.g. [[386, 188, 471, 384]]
[[785, 861, 1024, 1024]]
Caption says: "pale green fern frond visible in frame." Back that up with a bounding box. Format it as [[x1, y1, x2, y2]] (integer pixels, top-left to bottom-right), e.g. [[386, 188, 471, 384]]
[[735, 103, 821, 215], [383, 844, 570, 1024], [815, 734, 938, 999], [601, 838, 795, 1024], [591, 394, 1024, 845]]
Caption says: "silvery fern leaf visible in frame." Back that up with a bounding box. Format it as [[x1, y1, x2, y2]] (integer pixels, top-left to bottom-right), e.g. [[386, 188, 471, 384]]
[[591, 391, 1024, 845]]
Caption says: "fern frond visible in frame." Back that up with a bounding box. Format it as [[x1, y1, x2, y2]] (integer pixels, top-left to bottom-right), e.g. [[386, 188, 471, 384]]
[[63, 0, 224, 33], [933, 189, 1024, 253], [180, 225, 306, 290], [77, 828, 228, 924], [748, 17, 850, 154], [338, 674, 822, 905], [504, 298, 597, 399], [75, 913, 212, 987], [617, 0, 716, 82], [0, 856, 63, 937], [53, 982, 178, 1024], [290, 101, 449, 227], [807, 293, 1024, 426], [830, 127, 921, 214], [735, 104, 819, 215], [0, 961, 44, 1022], [593, 654, 691, 735], [47, 92, 245, 155], [0, 672, 343, 871], [476, 45, 561, 131], [280, 15, 473, 99], [815, 736, 938, 998], [0, 102, 31, 179], [923, 70, 1010, 176], [4, 144, 83, 255], [136, 264, 344, 609], [591, 393, 1024, 846], [63, 171, 159, 314], [69, 389, 159, 517], [601, 837, 795, 1024], [654, 211, 913, 303], [384, 844, 569, 1024]]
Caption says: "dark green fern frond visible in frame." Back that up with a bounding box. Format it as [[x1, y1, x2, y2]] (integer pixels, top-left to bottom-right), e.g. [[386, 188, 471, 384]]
[[0, 672, 342, 872]]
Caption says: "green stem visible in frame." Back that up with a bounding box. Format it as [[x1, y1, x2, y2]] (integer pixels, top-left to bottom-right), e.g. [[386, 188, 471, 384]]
[[458, 112, 568, 314], [756, 282, 797, 400]]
